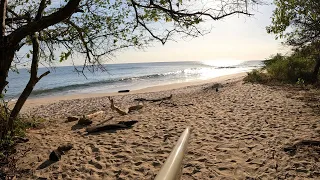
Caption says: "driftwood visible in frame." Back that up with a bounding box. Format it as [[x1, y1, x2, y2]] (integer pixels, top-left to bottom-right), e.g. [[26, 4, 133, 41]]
[[108, 97, 144, 115], [77, 116, 93, 125], [158, 101, 177, 107], [284, 140, 320, 155], [108, 97, 128, 115], [134, 94, 173, 102], [86, 120, 138, 133], [65, 116, 79, 123], [128, 104, 143, 113], [66, 111, 104, 123], [118, 90, 130, 93], [158, 101, 194, 107], [96, 116, 114, 126], [86, 111, 104, 119], [49, 144, 73, 161]]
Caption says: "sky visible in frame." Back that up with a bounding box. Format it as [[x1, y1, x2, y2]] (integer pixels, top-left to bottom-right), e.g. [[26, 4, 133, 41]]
[[98, 1, 290, 65]]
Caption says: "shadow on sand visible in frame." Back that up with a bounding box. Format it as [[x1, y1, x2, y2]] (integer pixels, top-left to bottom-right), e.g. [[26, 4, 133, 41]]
[[71, 124, 87, 131], [37, 160, 56, 170]]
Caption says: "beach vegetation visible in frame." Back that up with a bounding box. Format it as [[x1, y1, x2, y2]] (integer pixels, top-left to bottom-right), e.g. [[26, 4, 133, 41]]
[[266, 0, 320, 83], [246, 48, 319, 84], [0, 104, 45, 170], [244, 69, 269, 83], [247, 0, 320, 85]]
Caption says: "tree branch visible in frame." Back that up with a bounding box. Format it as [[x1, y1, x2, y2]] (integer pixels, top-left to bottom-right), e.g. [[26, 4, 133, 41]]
[[6, 7, 18, 17], [30, 33, 40, 80], [9, 0, 81, 45], [37, 70, 50, 81], [35, 0, 47, 20], [5, 16, 30, 23], [0, 0, 7, 37], [130, 0, 253, 45], [131, 0, 165, 44], [132, 0, 252, 21]]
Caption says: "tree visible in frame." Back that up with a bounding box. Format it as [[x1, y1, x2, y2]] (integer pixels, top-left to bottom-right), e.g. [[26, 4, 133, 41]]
[[267, 0, 320, 82], [0, 0, 259, 136]]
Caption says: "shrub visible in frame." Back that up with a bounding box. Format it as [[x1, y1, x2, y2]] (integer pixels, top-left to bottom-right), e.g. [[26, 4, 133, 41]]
[[266, 55, 314, 83], [0, 105, 45, 162], [245, 51, 318, 85], [263, 53, 285, 67], [244, 69, 269, 83]]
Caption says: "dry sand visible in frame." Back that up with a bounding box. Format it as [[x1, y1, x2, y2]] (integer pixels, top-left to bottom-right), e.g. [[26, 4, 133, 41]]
[[12, 74, 320, 179]]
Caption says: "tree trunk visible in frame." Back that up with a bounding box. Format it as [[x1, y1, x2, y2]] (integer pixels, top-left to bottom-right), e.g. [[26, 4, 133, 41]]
[[8, 79, 37, 127], [312, 56, 320, 83], [0, 43, 15, 95], [8, 34, 50, 132]]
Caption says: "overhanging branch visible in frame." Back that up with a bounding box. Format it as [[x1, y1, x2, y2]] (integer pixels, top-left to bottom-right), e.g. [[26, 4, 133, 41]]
[[9, 0, 81, 45]]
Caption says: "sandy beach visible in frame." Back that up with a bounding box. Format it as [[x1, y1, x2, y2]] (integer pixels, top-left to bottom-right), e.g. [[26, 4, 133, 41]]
[[11, 73, 320, 179]]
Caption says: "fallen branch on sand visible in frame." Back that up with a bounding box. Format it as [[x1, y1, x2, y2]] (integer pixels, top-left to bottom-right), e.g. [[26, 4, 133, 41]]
[[283, 140, 320, 155], [49, 144, 73, 161], [108, 97, 144, 115], [86, 120, 138, 133], [134, 94, 173, 102], [158, 101, 194, 107], [128, 104, 143, 113], [66, 111, 104, 123], [158, 101, 177, 107], [108, 97, 128, 115], [86, 111, 104, 119], [77, 116, 93, 125]]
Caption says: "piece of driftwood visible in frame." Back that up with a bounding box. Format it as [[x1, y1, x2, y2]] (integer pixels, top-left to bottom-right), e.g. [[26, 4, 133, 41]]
[[49, 144, 73, 161], [158, 101, 177, 107], [283, 140, 320, 155], [118, 90, 130, 93], [65, 116, 80, 123], [108, 97, 128, 115], [77, 116, 93, 125], [128, 104, 143, 113], [86, 111, 104, 119], [134, 94, 173, 102], [86, 120, 138, 133], [158, 101, 193, 107], [96, 116, 114, 126]]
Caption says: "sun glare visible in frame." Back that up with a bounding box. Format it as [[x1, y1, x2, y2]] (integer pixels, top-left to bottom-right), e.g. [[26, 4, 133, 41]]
[[200, 59, 245, 67]]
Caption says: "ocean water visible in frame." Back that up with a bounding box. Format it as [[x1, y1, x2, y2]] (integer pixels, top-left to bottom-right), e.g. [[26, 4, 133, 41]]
[[6, 60, 263, 100]]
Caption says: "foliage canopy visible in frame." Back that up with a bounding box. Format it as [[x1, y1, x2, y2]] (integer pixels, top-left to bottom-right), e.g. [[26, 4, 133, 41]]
[[267, 0, 320, 47], [6, 0, 258, 71]]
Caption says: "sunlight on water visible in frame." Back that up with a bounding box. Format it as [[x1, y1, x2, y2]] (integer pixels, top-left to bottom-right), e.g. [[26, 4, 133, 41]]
[[200, 59, 245, 67], [7, 61, 262, 99]]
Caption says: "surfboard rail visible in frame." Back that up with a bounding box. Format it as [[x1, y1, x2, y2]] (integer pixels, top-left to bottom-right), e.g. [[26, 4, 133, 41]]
[[155, 127, 191, 180]]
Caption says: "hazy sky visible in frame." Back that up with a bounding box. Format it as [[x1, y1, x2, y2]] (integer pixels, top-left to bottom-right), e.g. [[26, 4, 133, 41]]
[[101, 1, 289, 65]]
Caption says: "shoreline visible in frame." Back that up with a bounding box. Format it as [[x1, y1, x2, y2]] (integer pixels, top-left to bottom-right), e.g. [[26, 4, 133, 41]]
[[20, 72, 247, 111]]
